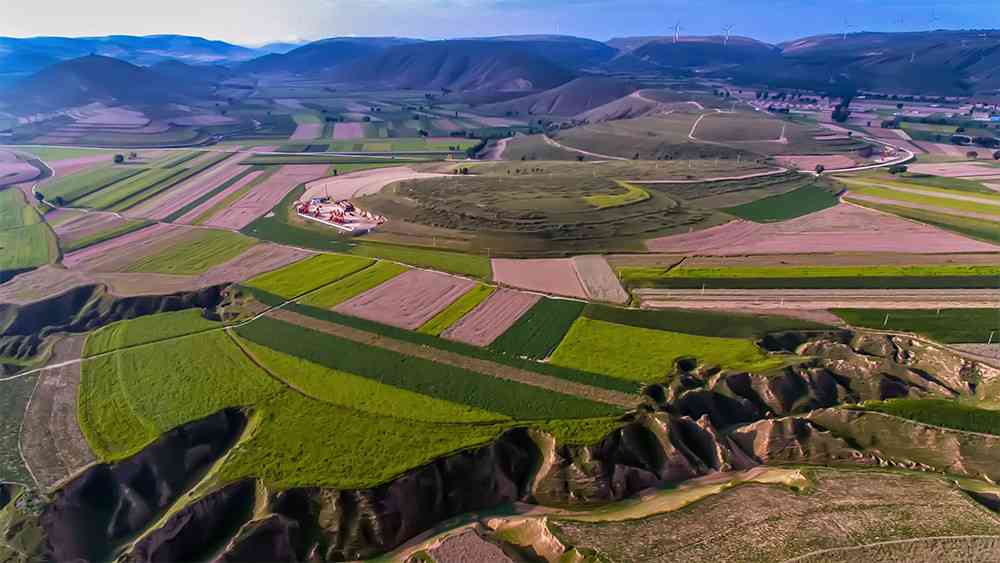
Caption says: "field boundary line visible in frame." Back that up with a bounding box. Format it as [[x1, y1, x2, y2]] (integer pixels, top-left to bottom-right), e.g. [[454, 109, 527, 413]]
[[16, 372, 43, 491]]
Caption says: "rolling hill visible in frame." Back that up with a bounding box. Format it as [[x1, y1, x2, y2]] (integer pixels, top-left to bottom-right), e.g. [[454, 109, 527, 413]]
[[0, 55, 198, 113], [240, 37, 421, 74], [480, 35, 618, 69], [477, 77, 640, 116], [331, 40, 576, 94], [614, 36, 781, 69]]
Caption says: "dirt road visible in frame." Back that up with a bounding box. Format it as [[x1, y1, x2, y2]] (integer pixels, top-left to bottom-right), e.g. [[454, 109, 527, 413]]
[[301, 166, 448, 201], [541, 135, 627, 161]]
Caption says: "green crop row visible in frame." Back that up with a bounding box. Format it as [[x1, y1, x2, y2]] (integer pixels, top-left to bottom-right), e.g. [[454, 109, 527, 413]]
[[235, 316, 621, 419], [61, 219, 152, 253], [75, 167, 188, 210], [245, 253, 374, 299], [163, 166, 259, 223], [620, 275, 1000, 290], [160, 151, 201, 168], [857, 399, 1000, 435], [490, 298, 586, 359], [846, 199, 1000, 244], [85, 309, 222, 356], [39, 166, 145, 204], [636, 264, 1000, 279], [583, 304, 830, 339], [847, 184, 1000, 217], [832, 308, 999, 344], [418, 284, 496, 335]]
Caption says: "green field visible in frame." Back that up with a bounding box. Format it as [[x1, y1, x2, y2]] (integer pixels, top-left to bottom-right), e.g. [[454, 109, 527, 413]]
[[583, 304, 831, 339], [17, 147, 113, 161], [160, 151, 200, 168], [878, 173, 996, 195], [61, 219, 152, 253], [75, 168, 186, 210], [618, 264, 1000, 289], [236, 317, 619, 419], [858, 399, 1000, 435], [124, 229, 256, 275], [418, 284, 495, 335], [299, 261, 409, 308], [490, 298, 586, 359], [0, 223, 55, 274], [38, 166, 145, 204], [847, 199, 1000, 244], [550, 317, 787, 383], [85, 309, 222, 356], [584, 181, 650, 209], [245, 253, 374, 299], [237, 337, 502, 423], [348, 243, 493, 280], [724, 182, 840, 222], [846, 183, 1000, 217], [0, 373, 38, 484], [832, 308, 999, 343], [0, 189, 40, 230]]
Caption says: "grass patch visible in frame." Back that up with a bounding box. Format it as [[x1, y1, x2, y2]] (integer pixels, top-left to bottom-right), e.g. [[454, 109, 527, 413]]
[[724, 182, 840, 222], [832, 308, 999, 344], [0, 189, 40, 230], [892, 174, 996, 195], [846, 199, 1000, 244], [236, 316, 621, 419], [348, 243, 493, 281], [124, 229, 256, 275], [583, 181, 650, 209], [418, 284, 495, 336], [160, 151, 200, 168], [85, 309, 222, 356], [550, 317, 788, 383], [299, 261, 409, 308], [490, 299, 586, 360], [236, 337, 504, 423], [245, 253, 374, 299], [61, 219, 151, 253], [0, 373, 39, 484], [0, 224, 55, 272], [17, 147, 112, 161], [857, 399, 1000, 435], [584, 304, 830, 338]]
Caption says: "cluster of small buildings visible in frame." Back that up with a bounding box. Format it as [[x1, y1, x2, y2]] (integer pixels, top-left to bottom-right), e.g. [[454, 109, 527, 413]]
[[295, 197, 386, 234]]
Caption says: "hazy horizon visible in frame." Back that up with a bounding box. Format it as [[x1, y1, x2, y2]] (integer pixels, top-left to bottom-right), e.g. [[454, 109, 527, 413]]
[[1, 0, 996, 47]]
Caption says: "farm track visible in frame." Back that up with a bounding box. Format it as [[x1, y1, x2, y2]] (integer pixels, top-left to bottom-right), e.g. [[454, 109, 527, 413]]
[[541, 135, 627, 161], [266, 308, 636, 408]]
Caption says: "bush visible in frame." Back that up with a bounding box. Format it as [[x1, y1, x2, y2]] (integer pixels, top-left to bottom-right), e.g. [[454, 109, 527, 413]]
[[888, 164, 908, 174]]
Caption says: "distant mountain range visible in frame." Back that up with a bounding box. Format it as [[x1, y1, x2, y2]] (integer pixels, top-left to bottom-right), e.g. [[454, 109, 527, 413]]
[[0, 30, 997, 115]]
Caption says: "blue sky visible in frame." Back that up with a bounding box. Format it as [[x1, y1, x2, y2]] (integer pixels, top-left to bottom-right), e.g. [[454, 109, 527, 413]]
[[1, 0, 996, 46]]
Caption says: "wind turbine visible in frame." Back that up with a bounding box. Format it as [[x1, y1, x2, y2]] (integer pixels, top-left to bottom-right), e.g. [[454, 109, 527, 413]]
[[672, 21, 682, 44], [929, 9, 941, 28], [723, 24, 735, 47], [842, 18, 855, 40]]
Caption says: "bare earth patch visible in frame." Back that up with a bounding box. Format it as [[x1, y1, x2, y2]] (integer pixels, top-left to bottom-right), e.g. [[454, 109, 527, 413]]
[[572, 255, 629, 304], [426, 529, 514, 563], [290, 123, 324, 141], [0, 159, 40, 188], [491, 258, 588, 299], [646, 204, 998, 254], [125, 153, 241, 220], [21, 334, 94, 490], [332, 122, 365, 140], [908, 162, 998, 177], [335, 269, 475, 330], [0, 266, 95, 305], [52, 213, 130, 245], [170, 115, 238, 126], [176, 170, 264, 224], [442, 289, 540, 347], [204, 164, 329, 230]]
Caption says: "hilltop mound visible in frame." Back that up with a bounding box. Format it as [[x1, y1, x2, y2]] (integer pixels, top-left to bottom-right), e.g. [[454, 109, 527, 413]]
[[332, 40, 575, 93], [477, 77, 639, 116], [626, 36, 781, 68], [481, 35, 618, 69]]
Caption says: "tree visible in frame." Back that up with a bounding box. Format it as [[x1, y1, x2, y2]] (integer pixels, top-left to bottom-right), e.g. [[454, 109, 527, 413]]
[[888, 164, 908, 174], [114, 154, 125, 164], [967, 151, 980, 160], [576, 155, 585, 162], [994, 150, 1000, 160], [814, 164, 825, 174], [33, 191, 44, 202], [896, 103, 904, 110]]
